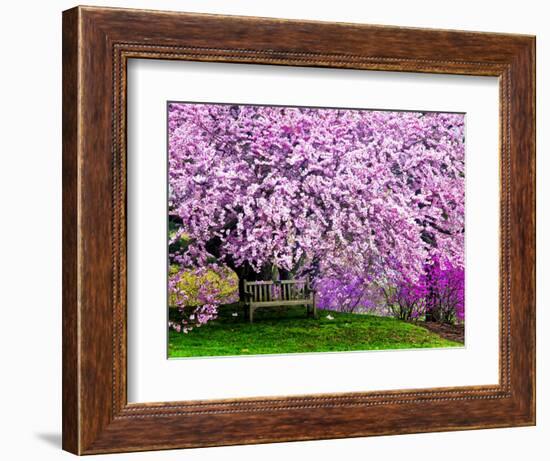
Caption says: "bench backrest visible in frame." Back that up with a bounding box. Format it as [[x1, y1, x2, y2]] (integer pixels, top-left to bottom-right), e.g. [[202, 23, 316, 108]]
[[244, 279, 311, 303]]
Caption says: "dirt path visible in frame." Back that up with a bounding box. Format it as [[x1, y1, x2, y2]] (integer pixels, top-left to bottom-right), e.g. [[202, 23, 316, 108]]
[[416, 321, 465, 344]]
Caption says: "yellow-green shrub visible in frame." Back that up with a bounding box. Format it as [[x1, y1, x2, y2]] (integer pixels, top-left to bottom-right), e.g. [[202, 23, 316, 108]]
[[168, 265, 238, 307]]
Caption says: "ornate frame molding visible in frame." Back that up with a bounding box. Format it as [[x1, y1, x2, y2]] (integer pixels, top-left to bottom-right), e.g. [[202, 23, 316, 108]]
[[63, 6, 535, 454]]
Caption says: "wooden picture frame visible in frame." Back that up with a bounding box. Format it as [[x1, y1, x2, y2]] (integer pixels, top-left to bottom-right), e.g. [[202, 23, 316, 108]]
[[62, 5, 535, 455]]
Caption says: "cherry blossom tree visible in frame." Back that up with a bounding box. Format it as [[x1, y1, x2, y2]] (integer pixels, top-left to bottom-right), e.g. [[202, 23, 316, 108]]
[[168, 103, 465, 327]]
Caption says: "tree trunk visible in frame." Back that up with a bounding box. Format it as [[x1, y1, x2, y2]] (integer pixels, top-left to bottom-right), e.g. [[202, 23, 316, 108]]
[[425, 263, 437, 322]]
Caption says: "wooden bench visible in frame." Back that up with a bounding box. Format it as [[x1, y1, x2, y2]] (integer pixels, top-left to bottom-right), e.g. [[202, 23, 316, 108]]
[[243, 279, 317, 323]]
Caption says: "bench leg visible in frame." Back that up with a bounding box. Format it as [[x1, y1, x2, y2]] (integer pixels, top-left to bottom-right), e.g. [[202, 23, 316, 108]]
[[249, 306, 254, 323]]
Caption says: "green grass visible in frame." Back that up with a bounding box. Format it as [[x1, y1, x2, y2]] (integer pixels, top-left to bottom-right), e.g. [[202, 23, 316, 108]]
[[168, 306, 462, 358]]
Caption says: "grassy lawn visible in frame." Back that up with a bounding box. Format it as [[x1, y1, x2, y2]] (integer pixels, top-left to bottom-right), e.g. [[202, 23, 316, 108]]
[[168, 306, 462, 358]]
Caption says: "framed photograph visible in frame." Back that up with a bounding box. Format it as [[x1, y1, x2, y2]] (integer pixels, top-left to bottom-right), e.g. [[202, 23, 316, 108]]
[[62, 5, 535, 455]]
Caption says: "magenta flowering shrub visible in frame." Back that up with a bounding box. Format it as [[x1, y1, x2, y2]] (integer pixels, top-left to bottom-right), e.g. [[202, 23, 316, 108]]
[[380, 271, 429, 321], [381, 256, 465, 324], [168, 102, 465, 328], [424, 256, 465, 324]]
